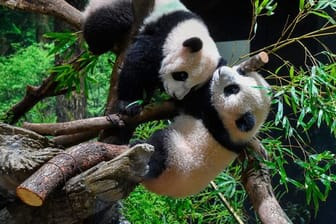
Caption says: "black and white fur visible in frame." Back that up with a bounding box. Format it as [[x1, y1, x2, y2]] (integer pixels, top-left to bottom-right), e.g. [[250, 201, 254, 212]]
[[82, 0, 223, 115], [141, 65, 272, 197], [82, 0, 133, 55]]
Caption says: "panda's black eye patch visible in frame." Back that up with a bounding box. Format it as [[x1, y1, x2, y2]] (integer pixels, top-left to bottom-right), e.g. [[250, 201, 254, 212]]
[[224, 84, 240, 96], [236, 111, 255, 132], [236, 67, 247, 76], [172, 71, 188, 81]]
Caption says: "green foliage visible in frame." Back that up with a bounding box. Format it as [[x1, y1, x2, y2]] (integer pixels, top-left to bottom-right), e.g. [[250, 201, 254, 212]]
[[249, 1, 336, 218], [0, 6, 51, 55], [0, 43, 56, 123], [124, 171, 246, 224], [303, 0, 336, 24], [132, 120, 169, 141], [44, 31, 115, 110], [262, 137, 336, 217], [85, 53, 115, 117], [250, 0, 277, 37], [272, 62, 336, 139], [254, 0, 277, 16]]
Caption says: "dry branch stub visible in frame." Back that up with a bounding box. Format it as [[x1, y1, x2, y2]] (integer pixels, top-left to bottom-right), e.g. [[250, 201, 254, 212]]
[[64, 143, 154, 216], [16, 142, 128, 206], [238, 51, 269, 73]]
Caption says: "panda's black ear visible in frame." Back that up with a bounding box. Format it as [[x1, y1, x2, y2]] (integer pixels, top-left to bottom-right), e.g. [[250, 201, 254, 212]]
[[183, 37, 203, 53]]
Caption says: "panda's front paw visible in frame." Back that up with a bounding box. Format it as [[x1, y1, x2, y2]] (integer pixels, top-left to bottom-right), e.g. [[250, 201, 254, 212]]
[[117, 100, 143, 116]]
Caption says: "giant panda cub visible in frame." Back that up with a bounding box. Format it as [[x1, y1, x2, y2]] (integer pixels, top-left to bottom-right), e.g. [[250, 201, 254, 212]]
[[82, 0, 224, 115], [140, 65, 272, 197]]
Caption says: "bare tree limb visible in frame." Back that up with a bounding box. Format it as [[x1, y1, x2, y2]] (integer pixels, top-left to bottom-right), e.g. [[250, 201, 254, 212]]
[[3, 74, 59, 124], [23, 115, 123, 136], [243, 139, 292, 224], [0, 0, 82, 29], [23, 101, 177, 147]]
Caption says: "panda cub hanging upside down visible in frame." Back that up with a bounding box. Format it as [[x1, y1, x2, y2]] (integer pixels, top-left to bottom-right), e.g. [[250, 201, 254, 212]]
[[82, 0, 224, 116], [140, 64, 272, 197]]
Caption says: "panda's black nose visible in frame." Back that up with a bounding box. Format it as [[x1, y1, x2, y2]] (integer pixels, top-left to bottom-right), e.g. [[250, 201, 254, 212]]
[[224, 84, 240, 96]]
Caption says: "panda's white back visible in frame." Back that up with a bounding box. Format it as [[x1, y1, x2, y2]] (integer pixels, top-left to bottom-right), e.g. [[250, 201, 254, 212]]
[[142, 115, 238, 197]]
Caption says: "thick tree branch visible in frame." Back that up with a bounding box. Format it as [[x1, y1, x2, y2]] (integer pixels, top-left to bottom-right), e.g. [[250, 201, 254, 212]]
[[0, 0, 82, 29], [24, 101, 176, 134], [243, 139, 292, 224], [16, 142, 129, 206]]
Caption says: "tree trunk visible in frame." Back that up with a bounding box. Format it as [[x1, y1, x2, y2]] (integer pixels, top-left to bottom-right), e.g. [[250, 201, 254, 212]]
[[34, 14, 52, 42]]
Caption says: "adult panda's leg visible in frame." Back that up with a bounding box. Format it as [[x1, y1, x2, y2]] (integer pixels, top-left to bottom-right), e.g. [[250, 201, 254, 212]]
[[82, 0, 133, 55]]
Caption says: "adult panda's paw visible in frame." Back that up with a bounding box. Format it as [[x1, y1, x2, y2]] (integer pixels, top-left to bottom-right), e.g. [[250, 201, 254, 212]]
[[117, 100, 143, 116]]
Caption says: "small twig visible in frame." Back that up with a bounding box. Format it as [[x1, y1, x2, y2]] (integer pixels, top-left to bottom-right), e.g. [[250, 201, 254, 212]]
[[210, 181, 244, 224]]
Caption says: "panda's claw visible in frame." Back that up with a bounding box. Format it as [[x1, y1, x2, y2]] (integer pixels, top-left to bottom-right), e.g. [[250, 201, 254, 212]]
[[117, 100, 143, 116]]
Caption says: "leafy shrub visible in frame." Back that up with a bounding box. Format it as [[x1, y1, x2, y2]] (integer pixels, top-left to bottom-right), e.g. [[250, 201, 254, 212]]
[[0, 43, 56, 123]]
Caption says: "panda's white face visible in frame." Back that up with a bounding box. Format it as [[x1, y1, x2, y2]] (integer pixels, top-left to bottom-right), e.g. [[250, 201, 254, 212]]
[[159, 19, 221, 100], [211, 65, 271, 143]]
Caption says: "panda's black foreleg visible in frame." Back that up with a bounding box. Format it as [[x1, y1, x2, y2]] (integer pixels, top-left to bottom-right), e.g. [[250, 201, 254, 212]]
[[117, 36, 160, 116]]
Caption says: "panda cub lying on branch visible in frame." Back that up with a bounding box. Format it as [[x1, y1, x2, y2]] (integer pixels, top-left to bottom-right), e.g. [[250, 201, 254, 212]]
[[138, 59, 272, 197]]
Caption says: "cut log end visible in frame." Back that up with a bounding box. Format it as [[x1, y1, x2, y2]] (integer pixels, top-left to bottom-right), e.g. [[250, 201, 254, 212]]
[[258, 51, 269, 64], [238, 51, 269, 73], [16, 187, 43, 207]]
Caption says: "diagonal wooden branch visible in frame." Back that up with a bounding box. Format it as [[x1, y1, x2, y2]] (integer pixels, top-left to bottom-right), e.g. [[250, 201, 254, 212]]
[[0, 0, 82, 29], [3, 52, 87, 125], [243, 139, 292, 224], [3, 73, 59, 125]]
